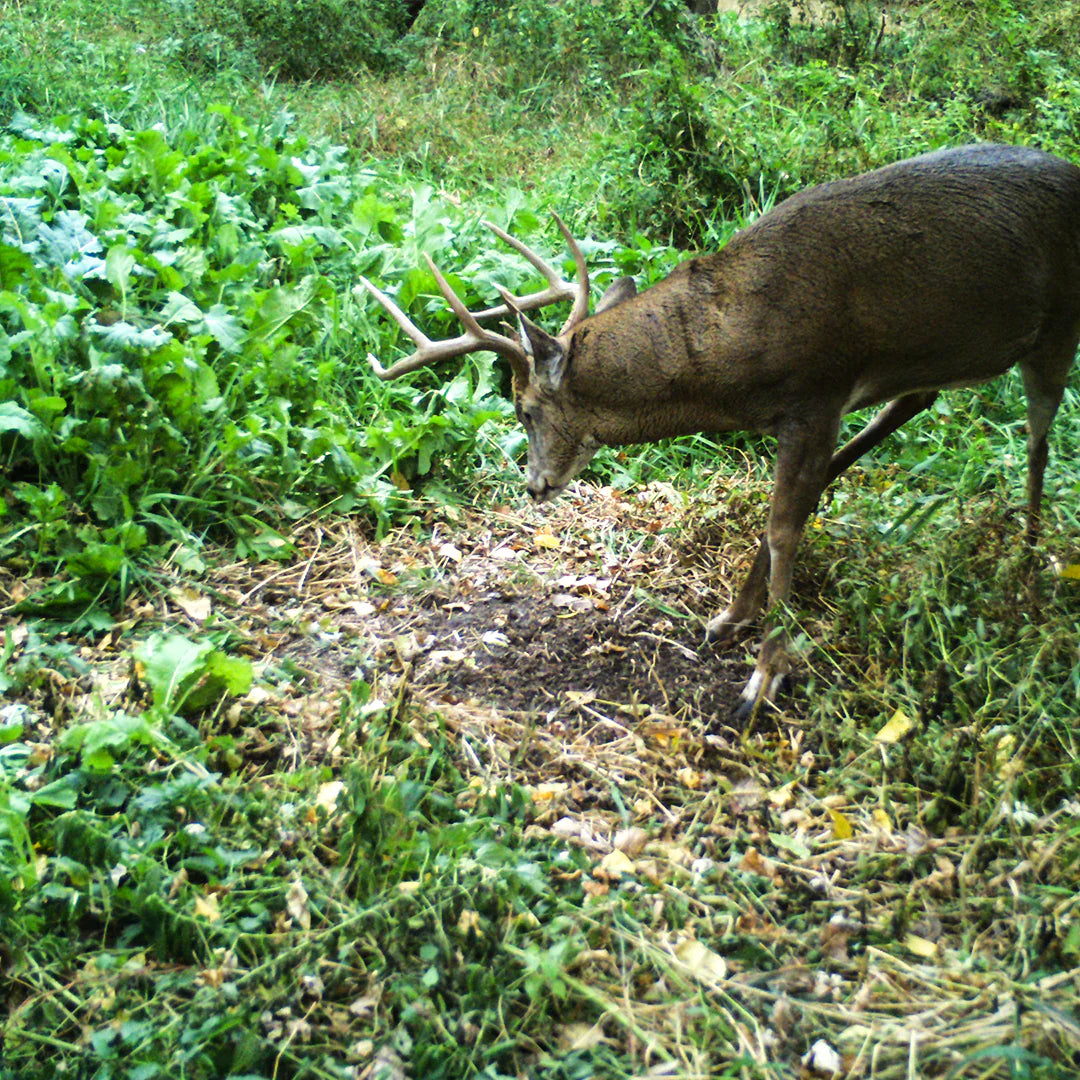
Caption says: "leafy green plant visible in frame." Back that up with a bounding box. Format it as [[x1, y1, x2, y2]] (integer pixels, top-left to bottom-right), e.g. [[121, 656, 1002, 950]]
[[161, 0, 412, 80]]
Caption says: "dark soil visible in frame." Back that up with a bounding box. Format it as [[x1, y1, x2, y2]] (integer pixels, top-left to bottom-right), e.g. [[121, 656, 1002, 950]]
[[343, 584, 748, 726]]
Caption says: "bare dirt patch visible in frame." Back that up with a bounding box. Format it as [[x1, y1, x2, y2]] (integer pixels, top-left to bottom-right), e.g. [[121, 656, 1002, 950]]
[[234, 481, 759, 736]]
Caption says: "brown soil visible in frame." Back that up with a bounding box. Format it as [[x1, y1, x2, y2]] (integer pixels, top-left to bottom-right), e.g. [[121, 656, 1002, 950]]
[[259, 482, 766, 738]]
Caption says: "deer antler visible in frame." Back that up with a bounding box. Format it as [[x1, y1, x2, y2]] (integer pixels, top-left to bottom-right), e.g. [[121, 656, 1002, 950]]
[[358, 213, 590, 381]]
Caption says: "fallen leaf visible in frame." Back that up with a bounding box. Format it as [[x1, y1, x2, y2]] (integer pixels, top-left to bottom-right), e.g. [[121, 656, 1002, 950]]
[[169, 586, 211, 622], [1058, 563, 1080, 580], [194, 892, 221, 922], [286, 879, 311, 930], [875, 708, 914, 743], [739, 847, 778, 881], [673, 936, 727, 982]]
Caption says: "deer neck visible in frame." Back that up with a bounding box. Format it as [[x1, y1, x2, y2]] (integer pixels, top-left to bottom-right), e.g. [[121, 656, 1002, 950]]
[[566, 261, 766, 444]]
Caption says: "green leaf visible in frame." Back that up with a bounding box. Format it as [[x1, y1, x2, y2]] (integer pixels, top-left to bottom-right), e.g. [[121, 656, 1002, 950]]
[[29, 776, 80, 809], [136, 633, 214, 710], [105, 244, 135, 292], [0, 402, 46, 441], [204, 304, 245, 353], [0, 242, 35, 287]]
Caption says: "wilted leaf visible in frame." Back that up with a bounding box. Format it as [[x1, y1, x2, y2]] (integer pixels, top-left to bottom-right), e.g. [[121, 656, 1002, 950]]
[[286, 880, 311, 930], [875, 708, 914, 743], [194, 892, 221, 922], [673, 936, 728, 982]]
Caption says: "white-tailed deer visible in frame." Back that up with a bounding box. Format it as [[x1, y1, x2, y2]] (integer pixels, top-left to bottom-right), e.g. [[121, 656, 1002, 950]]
[[360, 144, 1080, 718]]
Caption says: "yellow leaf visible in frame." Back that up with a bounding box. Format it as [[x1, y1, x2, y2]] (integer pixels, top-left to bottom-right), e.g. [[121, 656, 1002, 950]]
[[829, 808, 853, 840], [194, 892, 221, 922], [529, 783, 568, 803], [875, 708, 914, 743], [642, 722, 684, 749], [673, 937, 728, 982], [904, 933, 938, 958], [1059, 563, 1080, 580], [597, 850, 635, 878], [534, 528, 560, 550], [872, 807, 893, 835]]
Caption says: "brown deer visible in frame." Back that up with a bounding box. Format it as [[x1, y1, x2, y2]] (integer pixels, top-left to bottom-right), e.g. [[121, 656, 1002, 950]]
[[359, 144, 1080, 718]]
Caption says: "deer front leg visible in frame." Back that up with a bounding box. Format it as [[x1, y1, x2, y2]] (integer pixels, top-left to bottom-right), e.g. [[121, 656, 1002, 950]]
[[735, 414, 839, 720], [707, 392, 937, 647]]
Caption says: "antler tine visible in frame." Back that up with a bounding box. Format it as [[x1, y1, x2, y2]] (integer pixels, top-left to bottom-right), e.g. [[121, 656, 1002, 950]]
[[358, 276, 437, 378], [357, 266, 529, 382], [550, 212, 591, 334], [476, 216, 590, 323]]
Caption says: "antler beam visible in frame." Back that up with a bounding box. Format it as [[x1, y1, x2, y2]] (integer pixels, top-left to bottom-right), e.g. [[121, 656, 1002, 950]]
[[358, 214, 590, 381]]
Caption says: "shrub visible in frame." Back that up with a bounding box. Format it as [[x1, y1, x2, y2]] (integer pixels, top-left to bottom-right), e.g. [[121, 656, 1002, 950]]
[[161, 0, 411, 79]]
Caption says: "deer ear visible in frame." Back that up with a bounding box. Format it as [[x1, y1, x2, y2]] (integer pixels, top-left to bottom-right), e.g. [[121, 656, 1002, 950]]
[[518, 314, 568, 391], [595, 275, 637, 314]]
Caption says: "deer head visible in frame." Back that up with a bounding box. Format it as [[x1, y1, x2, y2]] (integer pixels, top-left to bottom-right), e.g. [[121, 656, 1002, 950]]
[[358, 215, 636, 502]]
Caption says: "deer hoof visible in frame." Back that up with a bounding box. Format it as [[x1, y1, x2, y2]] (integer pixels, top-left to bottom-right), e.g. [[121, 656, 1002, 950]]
[[704, 608, 750, 645], [732, 668, 788, 723]]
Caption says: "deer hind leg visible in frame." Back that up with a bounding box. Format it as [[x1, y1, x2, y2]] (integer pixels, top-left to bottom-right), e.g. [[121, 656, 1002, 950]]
[[735, 414, 840, 719], [707, 391, 938, 646], [1019, 343, 1074, 547]]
